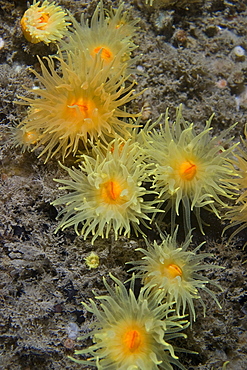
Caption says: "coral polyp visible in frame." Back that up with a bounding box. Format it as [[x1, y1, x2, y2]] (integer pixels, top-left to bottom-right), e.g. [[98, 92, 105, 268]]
[[61, 1, 138, 75], [20, 0, 70, 44], [223, 126, 247, 244], [142, 105, 238, 233], [11, 126, 39, 153], [15, 50, 141, 162], [85, 252, 100, 269], [52, 138, 158, 244], [129, 228, 222, 322], [69, 274, 188, 369]]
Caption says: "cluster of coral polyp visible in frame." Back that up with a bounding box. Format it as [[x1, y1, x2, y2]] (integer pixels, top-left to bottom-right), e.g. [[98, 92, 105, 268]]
[[16, 0, 141, 162], [14, 0, 247, 369]]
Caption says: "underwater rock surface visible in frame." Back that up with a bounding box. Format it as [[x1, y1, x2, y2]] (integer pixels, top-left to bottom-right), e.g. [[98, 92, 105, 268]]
[[0, 0, 247, 369]]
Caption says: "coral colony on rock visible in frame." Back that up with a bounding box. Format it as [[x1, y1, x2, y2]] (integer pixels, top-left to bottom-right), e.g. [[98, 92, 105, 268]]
[[13, 0, 247, 368]]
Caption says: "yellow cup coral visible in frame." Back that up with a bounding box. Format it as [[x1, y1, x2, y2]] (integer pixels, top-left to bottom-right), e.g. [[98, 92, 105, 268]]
[[69, 274, 188, 369], [15, 49, 141, 162], [223, 125, 247, 245], [10, 126, 39, 153], [20, 0, 70, 44], [60, 1, 139, 76], [85, 252, 100, 269], [52, 138, 159, 244], [128, 227, 223, 322], [141, 104, 238, 233]]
